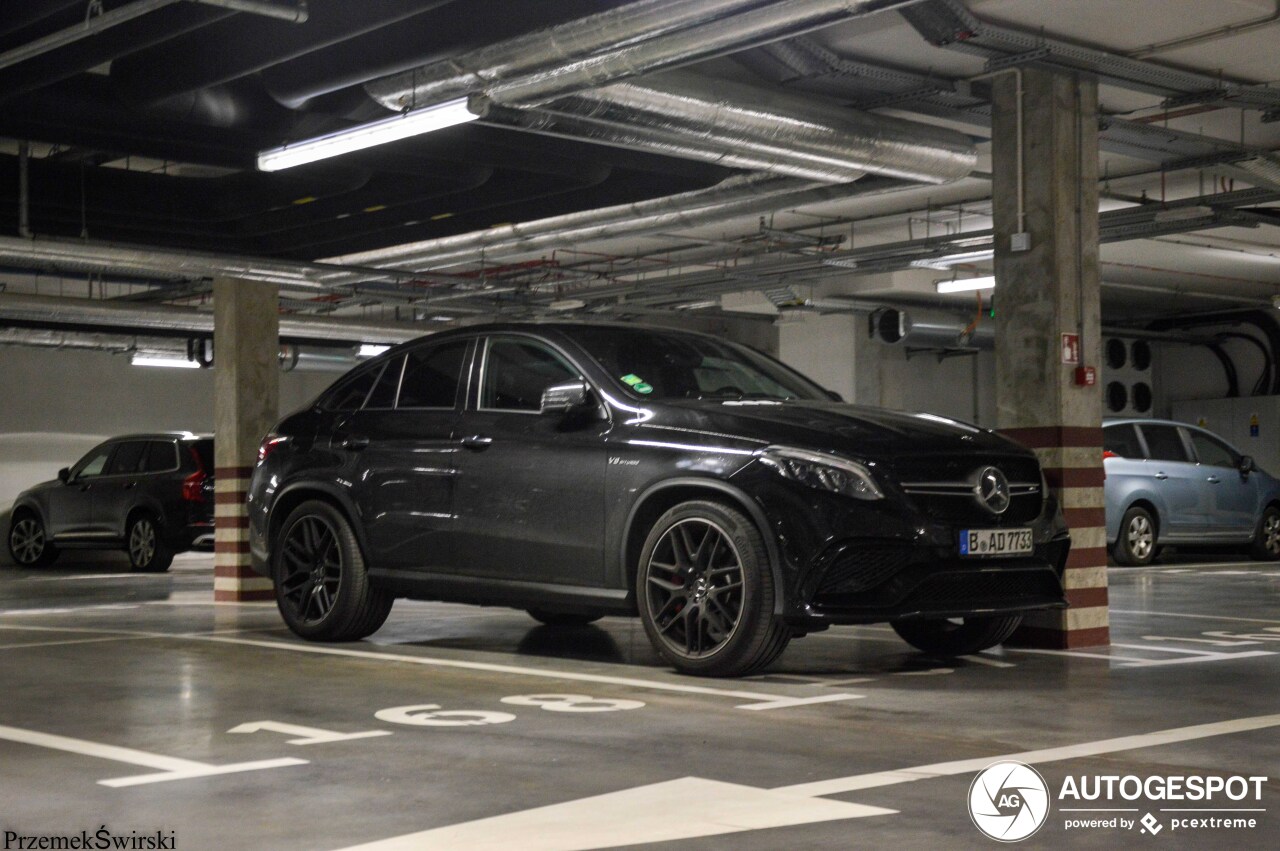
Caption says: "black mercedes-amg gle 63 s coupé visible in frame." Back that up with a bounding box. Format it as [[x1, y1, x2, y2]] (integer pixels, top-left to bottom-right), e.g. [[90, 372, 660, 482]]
[[248, 322, 1069, 676]]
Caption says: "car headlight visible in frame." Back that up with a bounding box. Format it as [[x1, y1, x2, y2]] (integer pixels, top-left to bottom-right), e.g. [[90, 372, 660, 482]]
[[759, 446, 884, 501]]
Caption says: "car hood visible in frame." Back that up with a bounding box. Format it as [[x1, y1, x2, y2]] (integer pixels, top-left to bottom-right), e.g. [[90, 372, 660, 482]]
[[651, 399, 1032, 462]]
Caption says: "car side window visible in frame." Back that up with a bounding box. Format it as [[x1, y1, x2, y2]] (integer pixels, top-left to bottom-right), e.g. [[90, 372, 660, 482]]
[[1139, 425, 1189, 462], [1103, 424, 1144, 458], [321, 364, 383, 411], [1189, 432, 1237, 468], [398, 341, 469, 409], [143, 441, 178, 473], [73, 447, 113, 479], [106, 441, 148, 475], [481, 338, 579, 412], [364, 356, 405, 409]]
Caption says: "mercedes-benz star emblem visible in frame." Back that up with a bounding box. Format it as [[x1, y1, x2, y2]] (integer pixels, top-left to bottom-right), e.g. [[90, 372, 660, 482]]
[[975, 466, 1011, 515]]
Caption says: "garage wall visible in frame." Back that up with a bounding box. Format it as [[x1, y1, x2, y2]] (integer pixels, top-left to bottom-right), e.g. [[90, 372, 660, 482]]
[[0, 346, 337, 507], [778, 311, 996, 426]]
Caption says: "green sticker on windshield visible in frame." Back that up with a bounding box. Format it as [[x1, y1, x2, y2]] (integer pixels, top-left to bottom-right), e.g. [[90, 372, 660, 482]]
[[621, 373, 644, 386], [634, 383, 654, 395]]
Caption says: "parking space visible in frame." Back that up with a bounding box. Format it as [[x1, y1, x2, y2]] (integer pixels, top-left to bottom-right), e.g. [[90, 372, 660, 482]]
[[0, 555, 1275, 849]]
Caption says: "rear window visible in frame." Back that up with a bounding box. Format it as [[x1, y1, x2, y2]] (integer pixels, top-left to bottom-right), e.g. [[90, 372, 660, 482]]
[[399, 340, 469, 409], [1138, 425, 1189, 462], [143, 441, 178, 473], [107, 441, 148, 475], [1103, 424, 1144, 459], [320, 364, 382, 411], [187, 439, 214, 473]]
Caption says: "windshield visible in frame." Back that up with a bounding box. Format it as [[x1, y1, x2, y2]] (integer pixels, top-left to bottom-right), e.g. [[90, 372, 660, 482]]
[[564, 326, 830, 402]]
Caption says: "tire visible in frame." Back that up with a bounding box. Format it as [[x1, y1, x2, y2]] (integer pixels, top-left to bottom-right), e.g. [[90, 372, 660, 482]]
[[273, 500, 393, 641], [1250, 505, 1280, 561], [1112, 506, 1158, 566], [527, 609, 603, 627], [636, 500, 790, 677], [126, 514, 173, 573], [891, 614, 1023, 657], [8, 511, 57, 567]]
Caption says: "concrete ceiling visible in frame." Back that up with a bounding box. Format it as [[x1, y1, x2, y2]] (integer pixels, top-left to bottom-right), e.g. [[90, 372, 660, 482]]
[[0, 0, 1278, 331]]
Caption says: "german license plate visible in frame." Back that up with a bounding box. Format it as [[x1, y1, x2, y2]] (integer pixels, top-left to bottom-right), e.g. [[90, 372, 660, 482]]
[[959, 528, 1033, 557]]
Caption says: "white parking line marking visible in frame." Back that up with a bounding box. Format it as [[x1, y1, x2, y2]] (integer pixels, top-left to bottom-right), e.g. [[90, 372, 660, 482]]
[[188, 635, 864, 710], [735, 694, 864, 711], [773, 712, 1280, 797], [1140, 635, 1263, 647], [0, 635, 153, 651], [334, 777, 896, 851], [228, 721, 393, 745], [0, 723, 307, 788], [337, 714, 1280, 850], [1110, 642, 1226, 656], [960, 654, 1017, 668], [1110, 609, 1280, 625], [1002, 648, 1156, 664]]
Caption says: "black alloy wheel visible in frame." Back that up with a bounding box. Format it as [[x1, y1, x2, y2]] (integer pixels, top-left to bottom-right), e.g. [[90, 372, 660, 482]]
[[891, 614, 1023, 657], [274, 500, 393, 641], [8, 513, 57, 566], [127, 514, 173, 572], [1251, 505, 1280, 561], [1113, 506, 1157, 566], [638, 500, 789, 676]]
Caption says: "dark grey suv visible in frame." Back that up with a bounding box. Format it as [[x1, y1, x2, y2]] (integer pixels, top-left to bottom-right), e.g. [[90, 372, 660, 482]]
[[8, 433, 215, 572], [248, 323, 1070, 676]]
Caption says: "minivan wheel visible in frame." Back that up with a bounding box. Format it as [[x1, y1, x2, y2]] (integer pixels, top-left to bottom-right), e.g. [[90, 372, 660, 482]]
[[274, 500, 393, 641], [127, 514, 173, 572], [1113, 506, 1158, 566], [8, 513, 57, 567], [891, 615, 1023, 657], [1250, 506, 1280, 561], [637, 500, 790, 677], [526, 609, 603, 627]]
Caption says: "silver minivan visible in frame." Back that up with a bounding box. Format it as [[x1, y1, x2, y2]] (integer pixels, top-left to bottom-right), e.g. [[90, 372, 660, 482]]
[[1104, 418, 1280, 565]]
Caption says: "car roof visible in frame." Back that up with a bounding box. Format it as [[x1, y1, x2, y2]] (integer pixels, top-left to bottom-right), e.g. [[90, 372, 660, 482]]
[[103, 432, 213, 442], [381, 320, 735, 352], [1104, 417, 1191, 428]]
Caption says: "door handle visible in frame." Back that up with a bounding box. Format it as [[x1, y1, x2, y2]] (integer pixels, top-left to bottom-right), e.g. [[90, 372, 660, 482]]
[[460, 435, 493, 450], [340, 434, 370, 451], [1154, 472, 1168, 480], [1206, 475, 1221, 484]]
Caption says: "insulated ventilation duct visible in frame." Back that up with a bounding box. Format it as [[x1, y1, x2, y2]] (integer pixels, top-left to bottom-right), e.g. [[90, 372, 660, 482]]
[[868, 306, 993, 350]]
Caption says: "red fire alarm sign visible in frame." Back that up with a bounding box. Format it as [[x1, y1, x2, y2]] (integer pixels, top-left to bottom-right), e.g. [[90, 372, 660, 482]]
[[1074, 366, 1097, 386]]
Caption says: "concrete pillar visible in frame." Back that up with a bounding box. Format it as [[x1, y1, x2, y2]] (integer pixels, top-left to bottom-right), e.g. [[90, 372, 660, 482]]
[[778, 312, 879, 404], [213, 277, 279, 602], [991, 68, 1109, 648]]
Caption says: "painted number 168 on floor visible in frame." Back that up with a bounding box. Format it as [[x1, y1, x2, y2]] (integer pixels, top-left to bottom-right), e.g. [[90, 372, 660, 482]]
[[959, 528, 1033, 556]]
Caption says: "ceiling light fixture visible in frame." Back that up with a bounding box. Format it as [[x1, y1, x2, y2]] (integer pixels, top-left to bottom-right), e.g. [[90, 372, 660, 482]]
[[910, 249, 996, 270], [936, 276, 996, 294], [357, 344, 391, 358], [131, 354, 201, 369], [257, 98, 477, 172]]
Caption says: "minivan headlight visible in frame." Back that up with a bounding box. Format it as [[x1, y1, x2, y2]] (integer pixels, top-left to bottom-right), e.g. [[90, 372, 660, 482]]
[[759, 446, 884, 501]]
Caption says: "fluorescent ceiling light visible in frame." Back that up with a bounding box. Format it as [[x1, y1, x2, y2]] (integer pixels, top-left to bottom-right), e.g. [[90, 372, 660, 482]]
[[910, 249, 995, 270], [257, 98, 477, 171], [132, 354, 200, 369], [358, 344, 391, 358], [549, 298, 587, 311], [936, 276, 996, 294], [1152, 205, 1214, 224]]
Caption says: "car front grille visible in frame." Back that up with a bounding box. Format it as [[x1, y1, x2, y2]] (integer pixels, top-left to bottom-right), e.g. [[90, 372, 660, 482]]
[[817, 545, 917, 595], [896, 455, 1044, 525]]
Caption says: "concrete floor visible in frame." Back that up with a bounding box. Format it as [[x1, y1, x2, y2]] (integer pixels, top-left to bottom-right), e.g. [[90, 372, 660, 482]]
[[0, 550, 1277, 850]]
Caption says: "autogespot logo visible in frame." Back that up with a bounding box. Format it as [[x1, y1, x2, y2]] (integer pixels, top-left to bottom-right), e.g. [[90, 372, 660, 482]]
[[969, 761, 1052, 842]]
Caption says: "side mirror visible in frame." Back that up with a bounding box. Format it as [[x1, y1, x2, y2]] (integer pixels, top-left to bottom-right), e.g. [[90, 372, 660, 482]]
[[540, 380, 590, 415], [1240, 455, 1256, 474], [58, 467, 70, 483]]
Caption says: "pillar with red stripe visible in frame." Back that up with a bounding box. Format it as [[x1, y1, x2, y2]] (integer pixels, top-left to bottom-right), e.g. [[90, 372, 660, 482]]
[[991, 68, 1109, 648], [213, 276, 279, 602]]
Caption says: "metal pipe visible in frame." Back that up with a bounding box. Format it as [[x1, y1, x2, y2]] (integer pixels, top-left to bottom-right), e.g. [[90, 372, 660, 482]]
[[365, 0, 769, 110], [518, 70, 975, 184], [0, 292, 426, 344], [484, 0, 922, 107], [320, 174, 913, 273], [1127, 1, 1280, 58], [0, 0, 307, 72]]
